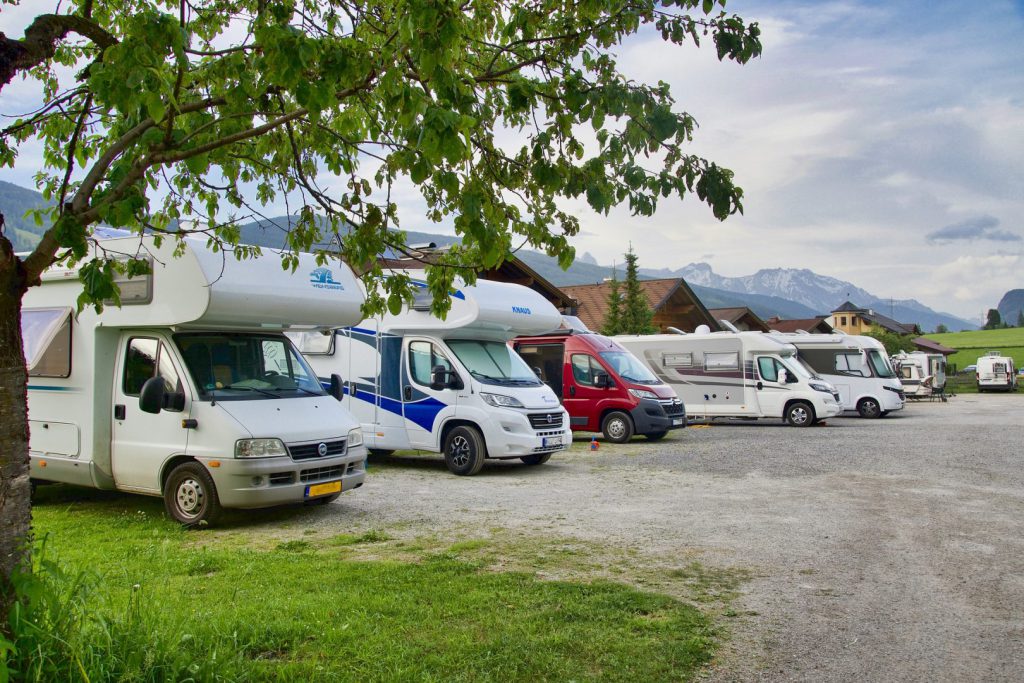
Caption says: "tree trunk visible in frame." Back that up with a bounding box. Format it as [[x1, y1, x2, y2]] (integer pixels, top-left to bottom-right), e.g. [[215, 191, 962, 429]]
[[0, 228, 32, 629]]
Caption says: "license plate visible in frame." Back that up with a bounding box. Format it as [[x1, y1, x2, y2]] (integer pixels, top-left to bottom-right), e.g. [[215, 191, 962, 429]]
[[543, 436, 563, 447], [306, 480, 342, 498], [672, 418, 683, 426]]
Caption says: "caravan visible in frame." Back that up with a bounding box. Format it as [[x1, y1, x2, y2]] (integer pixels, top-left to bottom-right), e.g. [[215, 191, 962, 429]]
[[294, 275, 571, 475], [891, 351, 947, 399], [23, 235, 368, 525], [976, 351, 1018, 392], [615, 328, 842, 427], [766, 333, 905, 418]]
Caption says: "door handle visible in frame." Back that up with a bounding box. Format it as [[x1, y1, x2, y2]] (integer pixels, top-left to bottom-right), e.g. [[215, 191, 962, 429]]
[[114, 404, 126, 420], [403, 385, 412, 401], [569, 386, 575, 396], [756, 382, 763, 390]]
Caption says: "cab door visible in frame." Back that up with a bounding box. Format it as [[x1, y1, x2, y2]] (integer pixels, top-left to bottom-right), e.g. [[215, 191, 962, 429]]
[[754, 356, 792, 418], [402, 339, 460, 449], [563, 353, 610, 431], [111, 334, 190, 493]]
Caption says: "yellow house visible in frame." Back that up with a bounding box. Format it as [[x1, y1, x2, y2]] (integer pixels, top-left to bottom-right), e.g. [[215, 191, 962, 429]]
[[827, 301, 920, 336]]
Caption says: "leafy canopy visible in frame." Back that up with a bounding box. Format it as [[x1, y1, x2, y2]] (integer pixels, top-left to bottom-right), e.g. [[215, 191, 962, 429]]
[[1, 0, 761, 314]]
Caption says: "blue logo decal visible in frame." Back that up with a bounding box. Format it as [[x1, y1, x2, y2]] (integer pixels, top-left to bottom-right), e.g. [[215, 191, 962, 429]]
[[310, 267, 345, 290], [512, 306, 532, 315]]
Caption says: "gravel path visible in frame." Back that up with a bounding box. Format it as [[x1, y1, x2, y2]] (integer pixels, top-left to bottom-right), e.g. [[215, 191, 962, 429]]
[[317, 394, 1024, 681]]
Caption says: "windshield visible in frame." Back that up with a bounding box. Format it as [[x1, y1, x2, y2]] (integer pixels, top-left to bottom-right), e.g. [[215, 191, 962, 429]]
[[176, 333, 326, 400], [867, 349, 896, 378], [793, 356, 822, 380], [598, 351, 661, 384], [446, 340, 542, 386], [781, 356, 813, 380]]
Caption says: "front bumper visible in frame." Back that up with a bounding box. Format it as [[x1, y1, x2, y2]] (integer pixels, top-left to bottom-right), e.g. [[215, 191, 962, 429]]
[[630, 398, 687, 434], [202, 448, 367, 508], [480, 408, 572, 459]]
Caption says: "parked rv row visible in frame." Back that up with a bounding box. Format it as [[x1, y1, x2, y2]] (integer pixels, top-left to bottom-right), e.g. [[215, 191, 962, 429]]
[[23, 235, 920, 528]]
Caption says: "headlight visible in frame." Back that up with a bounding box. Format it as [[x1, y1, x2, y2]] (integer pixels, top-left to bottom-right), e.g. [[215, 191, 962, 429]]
[[347, 427, 363, 448], [235, 438, 286, 458], [809, 382, 833, 394], [883, 385, 902, 393], [628, 388, 659, 400], [480, 393, 524, 408]]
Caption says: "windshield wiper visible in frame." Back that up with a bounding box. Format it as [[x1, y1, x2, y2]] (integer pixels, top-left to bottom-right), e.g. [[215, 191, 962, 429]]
[[224, 385, 282, 399]]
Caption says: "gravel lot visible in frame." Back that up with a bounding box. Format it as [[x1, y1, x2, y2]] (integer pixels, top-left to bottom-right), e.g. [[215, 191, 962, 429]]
[[321, 395, 1024, 682]]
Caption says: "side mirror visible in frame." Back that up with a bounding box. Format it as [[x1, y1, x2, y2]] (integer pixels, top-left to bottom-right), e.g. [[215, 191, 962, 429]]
[[329, 373, 344, 401], [163, 390, 186, 412], [139, 376, 166, 414], [431, 365, 450, 390], [532, 366, 543, 379], [594, 371, 611, 389]]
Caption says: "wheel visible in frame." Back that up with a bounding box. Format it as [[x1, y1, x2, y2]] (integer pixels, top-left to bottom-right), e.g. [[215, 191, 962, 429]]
[[785, 401, 814, 428], [857, 397, 882, 419], [305, 492, 341, 506], [520, 453, 552, 466], [367, 448, 394, 457], [164, 462, 222, 527], [443, 426, 487, 476], [645, 431, 668, 441], [601, 411, 634, 443]]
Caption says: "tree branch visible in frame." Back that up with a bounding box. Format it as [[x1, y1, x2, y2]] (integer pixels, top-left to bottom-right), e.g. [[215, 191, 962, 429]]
[[0, 13, 117, 92]]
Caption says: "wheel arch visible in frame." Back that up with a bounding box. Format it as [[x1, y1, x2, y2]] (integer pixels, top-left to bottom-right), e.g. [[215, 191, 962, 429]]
[[784, 398, 816, 422], [439, 418, 487, 455], [160, 455, 202, 494]]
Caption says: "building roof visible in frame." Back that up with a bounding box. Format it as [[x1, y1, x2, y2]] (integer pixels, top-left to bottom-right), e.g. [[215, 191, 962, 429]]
[[708, 307, 770, 332], [912, 337, 957, 356], [561, 277, 719, 333], [765, 316, 835, 334], [832, 300, 863, 313], [830, 301, 920, 335]]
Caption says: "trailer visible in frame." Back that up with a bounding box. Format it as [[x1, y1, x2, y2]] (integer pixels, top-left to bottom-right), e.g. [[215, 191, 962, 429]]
[[891, 351, 947, 400], [292, 274, 571, 475], [24, 235, 368, 525], [615, 328, 842, 427]]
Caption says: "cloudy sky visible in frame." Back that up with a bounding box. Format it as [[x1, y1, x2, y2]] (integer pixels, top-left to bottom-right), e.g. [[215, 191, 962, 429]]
[[2, 1, 1022, 320]]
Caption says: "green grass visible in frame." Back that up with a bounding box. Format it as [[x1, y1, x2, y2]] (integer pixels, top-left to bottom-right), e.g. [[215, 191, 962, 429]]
[[923, 328, 1024, 374], [22, 485, 723, 682]]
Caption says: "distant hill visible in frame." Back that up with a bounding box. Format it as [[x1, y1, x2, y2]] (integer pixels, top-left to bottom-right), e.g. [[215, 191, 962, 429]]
[[997, 290, 1024, 326], [0, 180, 51, 251]]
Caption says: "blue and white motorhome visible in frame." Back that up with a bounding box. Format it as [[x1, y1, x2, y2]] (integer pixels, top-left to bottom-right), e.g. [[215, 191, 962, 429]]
[[293, 274, 571, 475]]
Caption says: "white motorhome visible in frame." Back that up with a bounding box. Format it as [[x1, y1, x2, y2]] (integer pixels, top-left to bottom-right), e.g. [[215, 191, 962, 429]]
[[766, 333, 905, 418], [615, 328, 843, 427], [891, 351, 947, 398], [23, 235, 368, 525], [976, 351, 1018, 392], [293, 274, 571, 475]]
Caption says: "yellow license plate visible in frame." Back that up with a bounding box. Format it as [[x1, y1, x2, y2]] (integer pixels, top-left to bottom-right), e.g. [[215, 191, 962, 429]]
[[307, 480, 342, 498]]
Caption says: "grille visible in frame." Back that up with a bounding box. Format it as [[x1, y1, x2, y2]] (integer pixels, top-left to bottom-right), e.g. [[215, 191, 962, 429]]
[[287, 439, 346, 460], [535, 429, 562, 438], [269, 471, 294, 486], [528, 412, 563, 429], [300, 465, 344, 483], [659, 399, 685, 417]]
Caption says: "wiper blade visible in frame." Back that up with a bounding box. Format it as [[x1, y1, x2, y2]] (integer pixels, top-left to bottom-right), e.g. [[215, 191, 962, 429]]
[[224, 385, 282, 399]]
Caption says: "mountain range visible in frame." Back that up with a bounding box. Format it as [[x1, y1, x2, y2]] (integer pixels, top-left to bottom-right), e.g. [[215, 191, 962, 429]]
[[1, 180, 979, 331]]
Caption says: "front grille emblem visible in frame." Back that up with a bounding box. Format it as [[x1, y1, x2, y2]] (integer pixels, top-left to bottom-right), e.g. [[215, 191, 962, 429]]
[[317, 442, 328, 457]]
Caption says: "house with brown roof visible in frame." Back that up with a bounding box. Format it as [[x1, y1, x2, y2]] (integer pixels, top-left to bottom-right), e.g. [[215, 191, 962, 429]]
[[912, 337, 957, 356], [561, 278, 719, 334], [827, 301, 920, 336], [708, 307, 769, 332], [764, 316, 835, 334]]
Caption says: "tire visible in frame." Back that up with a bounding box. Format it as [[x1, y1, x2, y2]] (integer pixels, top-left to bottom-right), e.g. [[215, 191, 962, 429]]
[[645, 431, 668, 441], [520, 453, 552, 466], [443, 425, 487, 476], [367, 448, 394, 457], [164, 462, 222, 527], [785, 401, 815, 428], [305, 492, 341, 506], [601, 411, 634, 443], [857, 397, 882, 419]]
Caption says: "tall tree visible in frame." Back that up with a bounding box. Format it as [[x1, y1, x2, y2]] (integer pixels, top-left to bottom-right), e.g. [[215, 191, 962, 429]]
[[601, 265, 622, 336], [619, 245, 655, 334], [984, 309, 1002, 330], [0, 0, 760, 616], [1017, 310, 1024, 328]]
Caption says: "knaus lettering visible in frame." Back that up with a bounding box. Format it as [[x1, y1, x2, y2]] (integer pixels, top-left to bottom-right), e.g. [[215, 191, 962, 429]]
[[511, 306, 532, 315]]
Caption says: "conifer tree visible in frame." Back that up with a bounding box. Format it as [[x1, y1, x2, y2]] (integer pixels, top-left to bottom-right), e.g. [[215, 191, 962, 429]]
[[602, 265, 623, 336], [620, 246, 656, 334]]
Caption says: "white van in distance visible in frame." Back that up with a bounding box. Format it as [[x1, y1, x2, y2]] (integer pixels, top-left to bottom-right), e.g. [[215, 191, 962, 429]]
[[976, 351, 1018, 392], [293, 274, 571, 475], [615, 327, 843, 427], [23, 235, 368, 525], [766, 332, 905, 418]]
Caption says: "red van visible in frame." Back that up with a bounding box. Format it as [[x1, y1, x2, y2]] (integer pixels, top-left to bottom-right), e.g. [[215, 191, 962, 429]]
[[513, 331, 686, 442]]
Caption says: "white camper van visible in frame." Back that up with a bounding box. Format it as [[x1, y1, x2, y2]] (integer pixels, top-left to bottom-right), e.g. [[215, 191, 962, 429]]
[[976, 351, 1018, 392], [766, 333, 905, 418], [293, 274, 571, 475], [615, 328, 843, 427], [23, 235, 368, 525], [891, 351, 947, 399]]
